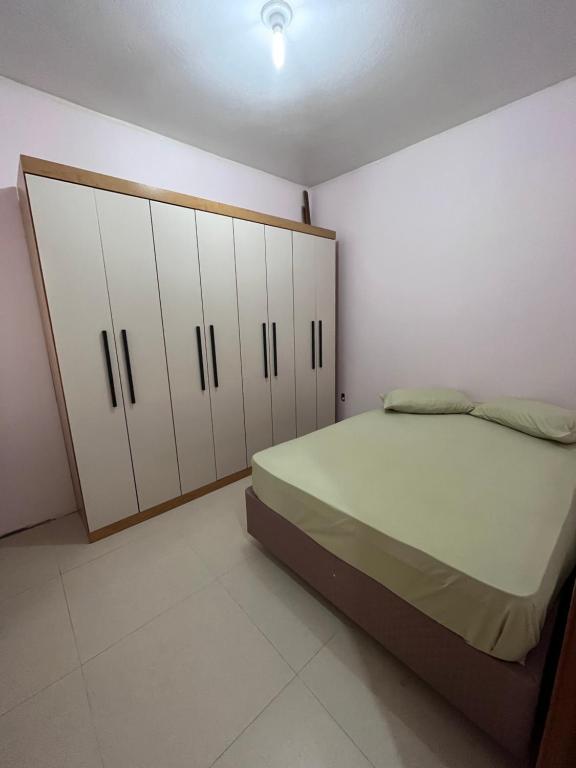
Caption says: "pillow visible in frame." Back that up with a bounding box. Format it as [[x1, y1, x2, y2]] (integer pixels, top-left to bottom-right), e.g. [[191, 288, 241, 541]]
[[381, 388, 474, 414], [471, 398, 576, 444]]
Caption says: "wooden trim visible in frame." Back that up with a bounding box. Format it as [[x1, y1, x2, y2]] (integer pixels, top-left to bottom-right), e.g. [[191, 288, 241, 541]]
[[17, 165, 86, 527], [88, 467, 252, 542], [536, 578, 576, 768], [20, 156, 336, 240]]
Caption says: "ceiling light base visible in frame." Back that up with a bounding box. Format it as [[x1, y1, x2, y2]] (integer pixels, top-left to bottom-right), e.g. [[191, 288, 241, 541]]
[[261, 1, 292, 32]]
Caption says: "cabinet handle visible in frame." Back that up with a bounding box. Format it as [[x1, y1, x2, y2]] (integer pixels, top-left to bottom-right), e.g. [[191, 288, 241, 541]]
[[318, 320, 323, 369], [195, 326, 206, 391], [101, 331, 117, 408], [209, 325, 219, 388], [272, 322, 278, 377], [311, 320, 316, 370], [262, 323, 269, 379], [120, 329, 136, 404]]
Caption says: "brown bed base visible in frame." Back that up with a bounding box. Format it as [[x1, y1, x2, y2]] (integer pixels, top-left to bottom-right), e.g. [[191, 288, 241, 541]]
[[246, 486, 575, 766]]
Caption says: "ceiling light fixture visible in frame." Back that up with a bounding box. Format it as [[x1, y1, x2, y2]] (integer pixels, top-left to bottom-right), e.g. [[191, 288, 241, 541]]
[[261, 1, 293, 70]]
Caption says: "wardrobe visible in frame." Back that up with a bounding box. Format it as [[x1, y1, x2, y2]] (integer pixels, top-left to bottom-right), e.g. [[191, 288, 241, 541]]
[[19, 156, 336, 540]]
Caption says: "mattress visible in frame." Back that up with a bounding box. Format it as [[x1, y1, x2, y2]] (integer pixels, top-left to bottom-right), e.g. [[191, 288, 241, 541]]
[[252, 409, 576, 661]]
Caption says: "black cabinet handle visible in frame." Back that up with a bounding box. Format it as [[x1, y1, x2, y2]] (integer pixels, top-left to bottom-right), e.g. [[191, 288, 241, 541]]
[[121, 329, 136, 404], [195, 326, 206, 391], [318, 320, 323, 369], [101, 330, 117, 408], [311, 320, 316, 370], [262, 323, 269, 379], [209, 325, 219, 388], [272, 322, 278, 377]]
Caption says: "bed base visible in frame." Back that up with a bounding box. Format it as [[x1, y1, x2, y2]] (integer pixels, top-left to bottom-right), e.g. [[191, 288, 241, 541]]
[[246, 486, 568, 763]]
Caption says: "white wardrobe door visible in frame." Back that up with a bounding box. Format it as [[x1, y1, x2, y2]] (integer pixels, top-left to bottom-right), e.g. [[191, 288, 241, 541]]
[[292, 232, 317, 437], [196, 211, 247, 477], [95, 190, 181, 510], [315, 238, 337, 429], [26, 175, 138, 531], [234, 219, 273, 460], [265, 226, 296, 445], [151, 201, 216, 494]]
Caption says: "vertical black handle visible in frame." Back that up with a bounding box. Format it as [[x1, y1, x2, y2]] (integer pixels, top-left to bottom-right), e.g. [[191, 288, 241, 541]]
[[272, 322, 278, 377], [311, 320, 316, 370], [262, 323, 269, 379], [101, 331, 117, 408], [318, 320, 323, 369], [121, 329, 136, 404], [195, 326, 206, 391], [209, 325, 219, 388]]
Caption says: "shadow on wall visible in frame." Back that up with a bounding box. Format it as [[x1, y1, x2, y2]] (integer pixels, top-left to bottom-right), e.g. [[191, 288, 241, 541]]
[[0, 186, 76, 537]]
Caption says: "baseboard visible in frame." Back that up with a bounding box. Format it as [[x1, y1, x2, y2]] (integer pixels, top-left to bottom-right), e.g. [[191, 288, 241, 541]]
[[88, 467, 252, 542]]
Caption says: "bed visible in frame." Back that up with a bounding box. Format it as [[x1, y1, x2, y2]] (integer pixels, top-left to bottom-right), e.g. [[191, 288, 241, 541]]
[[246, 409, 576, 760]]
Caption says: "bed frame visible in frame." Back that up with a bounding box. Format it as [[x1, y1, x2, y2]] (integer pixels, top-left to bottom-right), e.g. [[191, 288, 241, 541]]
[[246, 486, 576, 766]]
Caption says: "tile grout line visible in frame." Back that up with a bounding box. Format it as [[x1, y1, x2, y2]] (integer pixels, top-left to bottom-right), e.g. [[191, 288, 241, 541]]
[[204, 609, 364, 768], [58, 536, 140, 577], [0, 577, 83, 721], [206, 675, 296, 768], [58, 478, 252, 581], [68, 550, 295, 768], [216, 569, 302, 675], [60, 571, 107, 768], [216, 573, 303, 673], [296, 658, 378, 768], [221, 576, 340, 674], [60, 475, 253, 580], [71, 563, 294, 768], [58, 513, 183, 577], [0, 566, 64, 608], [52, 500, 253, 671], [70, 571, 218, 668], [0, 666, 81, 722], [3, 483, 351, 755]]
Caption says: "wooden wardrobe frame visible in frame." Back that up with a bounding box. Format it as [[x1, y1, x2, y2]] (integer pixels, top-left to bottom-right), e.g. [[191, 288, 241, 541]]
[[17, 155, 336, 542]]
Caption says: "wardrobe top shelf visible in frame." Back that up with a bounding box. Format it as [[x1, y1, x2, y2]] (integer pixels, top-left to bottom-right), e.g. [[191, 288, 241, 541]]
[[19, 155, 336, 241]]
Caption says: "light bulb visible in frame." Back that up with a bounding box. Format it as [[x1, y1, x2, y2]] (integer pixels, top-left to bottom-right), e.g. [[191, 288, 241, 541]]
[[272, 25, 285, 69], [261, 2, 292, 69]]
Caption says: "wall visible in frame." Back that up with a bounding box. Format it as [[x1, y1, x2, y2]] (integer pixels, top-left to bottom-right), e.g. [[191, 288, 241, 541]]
[[311, 76, 576, 419], [0, 76, 303, 536]]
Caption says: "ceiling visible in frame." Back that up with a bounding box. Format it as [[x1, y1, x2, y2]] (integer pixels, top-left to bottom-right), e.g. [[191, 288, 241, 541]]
[[1, 1, 576, 186]]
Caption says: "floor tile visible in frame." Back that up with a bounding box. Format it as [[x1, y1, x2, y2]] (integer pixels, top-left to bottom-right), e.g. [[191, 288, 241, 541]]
[[47, 512, 149, 574], [0, 522, 60, 602], [212, 677, 372, 768], [63, 530, 214, 661], [221, 548, 341, 670], [174, 479, 260, 576], [84, 582, 293, 768], [300, 625, 517, 768], [0, 578, 78, 716], [0, 670, 102, 768]]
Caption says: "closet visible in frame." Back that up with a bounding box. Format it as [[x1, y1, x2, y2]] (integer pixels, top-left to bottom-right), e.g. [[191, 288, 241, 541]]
[[25, 175, 139, 531], [19, 155, 336, 539], [293, 232, 336, 436], [235, 220, 297, 460], [195, 211, 247, 477], [95, 190, 181, 510], [150, 202, 216, 494]]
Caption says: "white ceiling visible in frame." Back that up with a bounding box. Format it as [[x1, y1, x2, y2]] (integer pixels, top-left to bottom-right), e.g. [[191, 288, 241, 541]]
[[1, 1, 576, 186]]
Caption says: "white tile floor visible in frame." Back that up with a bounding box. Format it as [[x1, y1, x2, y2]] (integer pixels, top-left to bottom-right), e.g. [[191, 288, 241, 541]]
[[0, 477, 520, 768]]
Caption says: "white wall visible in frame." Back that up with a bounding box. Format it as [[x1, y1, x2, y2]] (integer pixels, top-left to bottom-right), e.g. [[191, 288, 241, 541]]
[[0, 76, 303, 536], [311, 76, 576, 419]]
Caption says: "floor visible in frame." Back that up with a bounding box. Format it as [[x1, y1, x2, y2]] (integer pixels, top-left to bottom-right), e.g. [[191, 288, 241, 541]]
[[0, 477, 520, 768]]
